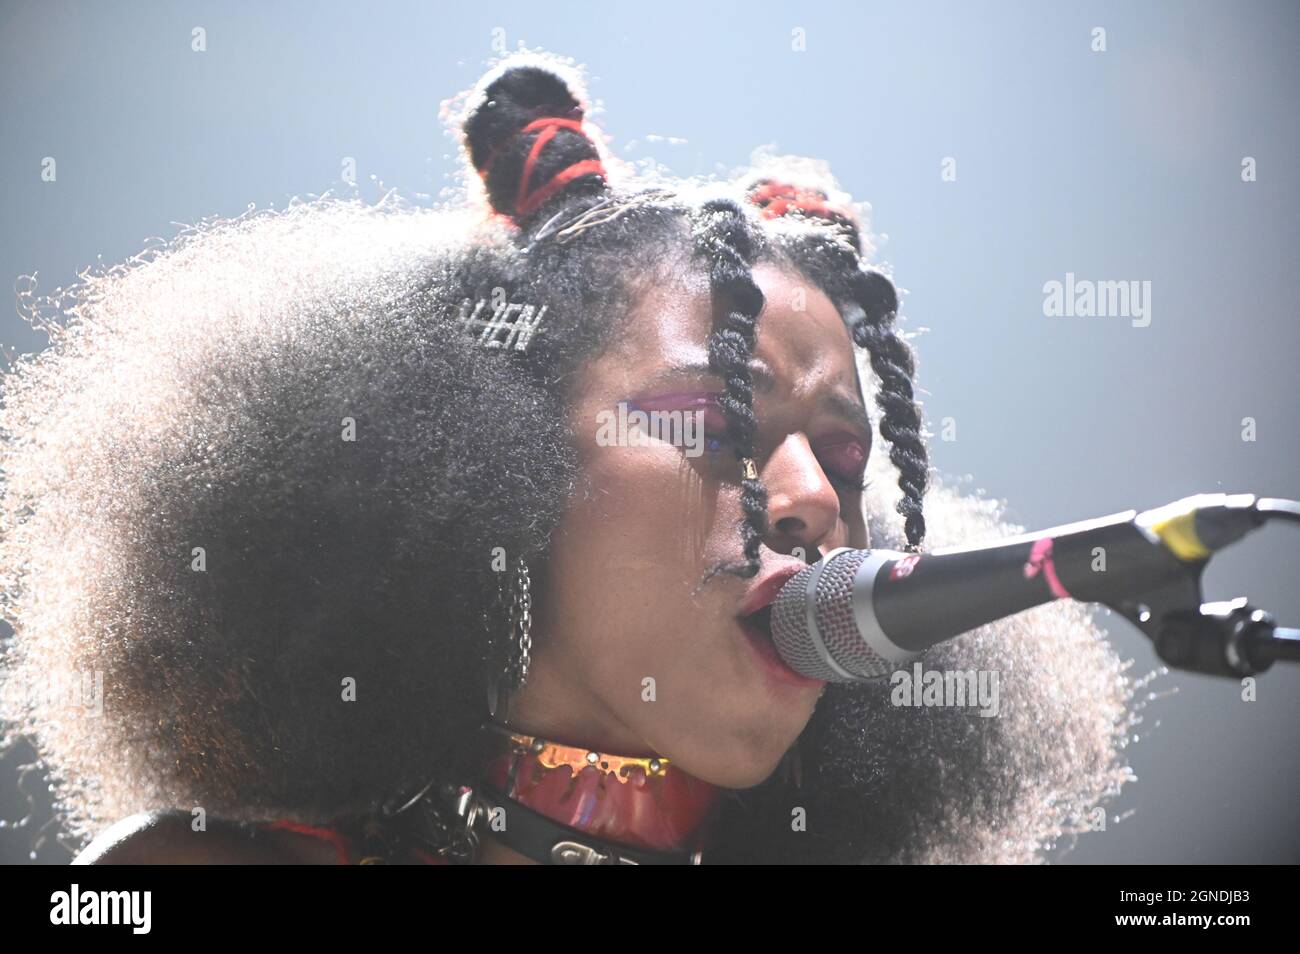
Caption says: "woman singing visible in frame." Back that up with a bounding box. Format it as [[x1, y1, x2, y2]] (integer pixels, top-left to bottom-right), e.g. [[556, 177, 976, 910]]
[[0, 50, 1136, 865]]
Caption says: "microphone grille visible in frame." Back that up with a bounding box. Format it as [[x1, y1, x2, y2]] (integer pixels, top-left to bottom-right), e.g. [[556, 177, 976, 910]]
[[771, 550, 897, 682], [771, 563, 832, 680], [819, 550, 898, 679]]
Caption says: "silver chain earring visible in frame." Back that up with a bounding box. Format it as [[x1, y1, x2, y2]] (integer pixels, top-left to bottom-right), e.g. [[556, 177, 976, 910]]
[[510, 555, 533, 689], [486, 555, 532, 721]]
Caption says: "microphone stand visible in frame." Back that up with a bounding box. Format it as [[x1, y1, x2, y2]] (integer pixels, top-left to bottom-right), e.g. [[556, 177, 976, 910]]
[[1104, 496, 1300, 678]]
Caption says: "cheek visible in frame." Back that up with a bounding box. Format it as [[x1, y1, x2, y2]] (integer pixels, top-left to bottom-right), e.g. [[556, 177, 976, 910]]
[[565, 436, 738, 566], [844, 496, 869, 549], [540, 441, 738, 662]]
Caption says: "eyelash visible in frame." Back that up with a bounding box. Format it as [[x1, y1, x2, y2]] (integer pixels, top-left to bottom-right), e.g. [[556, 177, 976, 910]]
[[828, 472, 873, 494]]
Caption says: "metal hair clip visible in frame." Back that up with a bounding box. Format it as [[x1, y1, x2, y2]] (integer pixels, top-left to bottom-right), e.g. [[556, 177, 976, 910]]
[[529, 196, 617, 245], [527, 189, 676, 248], [454, 297, 548, 353]]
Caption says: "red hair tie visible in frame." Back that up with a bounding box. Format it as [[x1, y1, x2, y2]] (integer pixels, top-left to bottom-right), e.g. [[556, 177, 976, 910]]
[[477, 115, 607, 222], [747, 178, 856, 227]]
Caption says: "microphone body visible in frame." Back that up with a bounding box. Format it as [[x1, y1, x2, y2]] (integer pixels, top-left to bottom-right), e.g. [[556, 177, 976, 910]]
[[770, 493, 1263, 682]]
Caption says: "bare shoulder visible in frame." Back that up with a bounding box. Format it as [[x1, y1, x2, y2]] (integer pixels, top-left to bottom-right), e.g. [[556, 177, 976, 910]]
[[73, 809, 297, 865]]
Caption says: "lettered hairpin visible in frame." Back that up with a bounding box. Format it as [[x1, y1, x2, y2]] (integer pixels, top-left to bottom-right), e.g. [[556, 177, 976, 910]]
[[455, 297, 548, 353]]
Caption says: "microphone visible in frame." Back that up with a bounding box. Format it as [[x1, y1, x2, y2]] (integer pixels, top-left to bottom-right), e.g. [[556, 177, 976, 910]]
[[770, 492, 1273, 682]]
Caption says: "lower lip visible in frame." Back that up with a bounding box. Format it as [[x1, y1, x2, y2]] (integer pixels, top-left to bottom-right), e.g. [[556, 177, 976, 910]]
[[739, 617, 828, 691]]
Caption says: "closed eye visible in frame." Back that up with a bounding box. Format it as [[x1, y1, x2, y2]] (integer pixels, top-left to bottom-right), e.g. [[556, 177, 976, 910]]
[[815, 438, 870, 493], [623, 389, 872, 495]]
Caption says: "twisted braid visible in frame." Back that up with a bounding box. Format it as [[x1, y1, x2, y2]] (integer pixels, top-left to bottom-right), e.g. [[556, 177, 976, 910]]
[[843, 269, 929, 550], [693, 198, 770, 580], [745, 178, 929, 551]]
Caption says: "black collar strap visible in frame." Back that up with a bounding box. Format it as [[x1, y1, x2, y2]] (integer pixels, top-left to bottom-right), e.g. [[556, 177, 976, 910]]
[[473, 783, 704, 865]]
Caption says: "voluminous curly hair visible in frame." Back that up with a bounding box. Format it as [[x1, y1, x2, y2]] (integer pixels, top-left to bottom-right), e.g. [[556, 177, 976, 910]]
[[0, 51, 1139, 863]]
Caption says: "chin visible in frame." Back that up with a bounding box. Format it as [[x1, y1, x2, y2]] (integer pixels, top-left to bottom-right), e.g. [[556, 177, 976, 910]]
[[667, 739, 790, 791]]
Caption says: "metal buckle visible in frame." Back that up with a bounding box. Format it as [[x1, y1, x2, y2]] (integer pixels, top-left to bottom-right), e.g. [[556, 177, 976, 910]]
[[550, 839, 640, 865]]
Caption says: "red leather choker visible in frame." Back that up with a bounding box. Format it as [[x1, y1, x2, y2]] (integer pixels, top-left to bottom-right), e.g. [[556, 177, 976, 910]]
[[476, 721, 724, 864]]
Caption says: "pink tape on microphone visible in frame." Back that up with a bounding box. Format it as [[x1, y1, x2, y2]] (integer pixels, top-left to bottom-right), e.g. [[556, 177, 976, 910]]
[[1023, 537, 1072, 600]]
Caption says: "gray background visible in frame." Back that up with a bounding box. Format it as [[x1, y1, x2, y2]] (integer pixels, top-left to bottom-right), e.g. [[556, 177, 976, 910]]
[[1, 0, 1296, 863]]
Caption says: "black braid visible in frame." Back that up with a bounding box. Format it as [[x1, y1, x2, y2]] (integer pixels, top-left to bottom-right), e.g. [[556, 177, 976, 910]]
[[694, 199, 770, 581], [747, 177, 930, 552], [844, 267, 929, 551]]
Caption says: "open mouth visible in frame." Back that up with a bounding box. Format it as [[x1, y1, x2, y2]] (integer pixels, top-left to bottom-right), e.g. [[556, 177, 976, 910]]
[[742, 603, 775, 637], [738, 602, 824, 690], [738, 600, 774, 647]]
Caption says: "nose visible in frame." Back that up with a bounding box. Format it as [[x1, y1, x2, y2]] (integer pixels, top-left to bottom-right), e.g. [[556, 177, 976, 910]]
[[759, 434, 843, 559]]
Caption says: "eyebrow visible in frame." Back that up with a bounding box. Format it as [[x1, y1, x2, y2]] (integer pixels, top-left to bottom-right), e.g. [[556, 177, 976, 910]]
[[641, 359, 874, 445]]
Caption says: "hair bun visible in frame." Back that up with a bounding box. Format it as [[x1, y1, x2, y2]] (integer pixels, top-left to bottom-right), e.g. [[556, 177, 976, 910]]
[[463, 63, 608, 226]]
